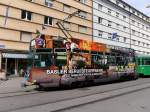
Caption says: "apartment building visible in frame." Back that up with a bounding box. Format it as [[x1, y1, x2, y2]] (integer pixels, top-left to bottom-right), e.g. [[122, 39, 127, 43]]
[[0, 0, 93, 76], [93, 0, 150, 55]]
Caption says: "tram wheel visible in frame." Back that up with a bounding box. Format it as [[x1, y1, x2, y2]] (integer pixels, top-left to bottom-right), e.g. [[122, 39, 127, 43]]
[[37, 84, 45, 91], [71, 82, 77, 88]]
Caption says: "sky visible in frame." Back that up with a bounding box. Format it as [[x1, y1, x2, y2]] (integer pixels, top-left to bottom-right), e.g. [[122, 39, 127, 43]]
[[123, 0, 150, 16]]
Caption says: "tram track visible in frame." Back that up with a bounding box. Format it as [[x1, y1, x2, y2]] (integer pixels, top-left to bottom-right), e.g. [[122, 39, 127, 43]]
[[2, 79, 150, 112], [0, 78, 147, 99], [0, 90, 44, 99], [52, 85, 150, 112], [0, 80, 143, 99], [0, 88, 36, 95]]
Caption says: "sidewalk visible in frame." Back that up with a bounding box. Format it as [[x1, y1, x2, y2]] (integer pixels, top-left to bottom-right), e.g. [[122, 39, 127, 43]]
[[0, 80, 4, 85], [0, 77, 36, 94]]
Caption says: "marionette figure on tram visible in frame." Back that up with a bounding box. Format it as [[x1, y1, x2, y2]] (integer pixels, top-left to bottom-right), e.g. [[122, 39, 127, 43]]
[[64, 40, 79, 52]]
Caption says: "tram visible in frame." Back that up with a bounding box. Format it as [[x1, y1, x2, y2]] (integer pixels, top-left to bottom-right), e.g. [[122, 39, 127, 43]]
[[24, 34, 137, 88], [136, 55, 150, 76]]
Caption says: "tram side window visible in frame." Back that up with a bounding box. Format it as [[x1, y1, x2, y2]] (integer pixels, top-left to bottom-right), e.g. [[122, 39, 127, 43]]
[[92, 55, 102, 64], [138, 59, 141, 65], [92, 54, 108, 69], [123, 56, 128, 66], [116, 56, 125, 66], [142, 58, 144, 65], [144, 58, 150, 65], [55, 52, 67, 69], [107, 56, 116, 66]]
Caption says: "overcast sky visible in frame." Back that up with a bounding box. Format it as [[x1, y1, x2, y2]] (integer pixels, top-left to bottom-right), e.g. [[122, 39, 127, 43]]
[[123, 0, 150, 16]]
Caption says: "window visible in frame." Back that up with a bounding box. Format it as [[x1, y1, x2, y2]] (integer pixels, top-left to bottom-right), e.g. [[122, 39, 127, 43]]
[[20, 32, 32, 42], [132, 40, 136, 45], [34, 54, 52, 67], [142, 25, 144, 29], [123, 15, 126, 20], [116, 36, 119, 41], [146, 35, 149, 38], [147, 44, 149, 47], [63, 4, 70, 13], [21, 10, 32, 21], [116, 24, 120, 29], [78, 11, 87, 18], [123, 37, 126, 42], [45, 0, 53, 7], [142, 34, 145, 38], [116, 0, 119, 5], [132, 30, 135, 35], [138, 41, 140, 45], [108, 33, 112, 39], [98, 30, 103, 38], [123, 5, 126, 8], [108, 21, 112, 27], [78, 0, 86, 4], [98, 17, 102, 24], [146, 18, 149, 21], [132, 10, 135, 14], [116, 12, 119, 17], [44, 16, 53, 25], [79, 26, 87, 33], [138, 32, 140, 36], [63, 22, 70, 29], [123, 26, 127, 30], [108, 8, 111, 15], [132, 20, 135, 24], [98, 4, 102, 10]]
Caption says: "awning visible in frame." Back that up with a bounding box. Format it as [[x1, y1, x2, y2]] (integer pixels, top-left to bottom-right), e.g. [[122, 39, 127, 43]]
[[2, 53, 31, 59]]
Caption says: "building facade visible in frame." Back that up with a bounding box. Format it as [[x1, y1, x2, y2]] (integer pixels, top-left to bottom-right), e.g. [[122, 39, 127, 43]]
[[0, 0, 93, 77], [93, 0, 150, 55]]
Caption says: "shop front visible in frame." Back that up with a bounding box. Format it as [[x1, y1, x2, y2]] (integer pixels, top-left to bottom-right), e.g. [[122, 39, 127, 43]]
[[1, 52, 31, 77]]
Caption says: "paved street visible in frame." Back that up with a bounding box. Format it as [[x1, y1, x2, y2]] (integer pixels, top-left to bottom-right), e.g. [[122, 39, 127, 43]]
[[63, 84, 150, 112], [0, 78, 150, 112]]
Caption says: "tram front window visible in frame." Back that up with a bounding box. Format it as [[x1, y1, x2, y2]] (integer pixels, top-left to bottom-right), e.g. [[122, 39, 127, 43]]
[[34, 53, 52, 67], [127, 56, 135, 63]]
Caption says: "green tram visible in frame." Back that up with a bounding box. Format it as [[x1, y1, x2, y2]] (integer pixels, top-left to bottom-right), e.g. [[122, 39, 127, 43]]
[[136, 55, 150, 76]]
